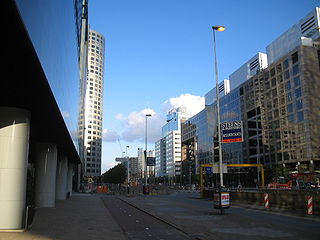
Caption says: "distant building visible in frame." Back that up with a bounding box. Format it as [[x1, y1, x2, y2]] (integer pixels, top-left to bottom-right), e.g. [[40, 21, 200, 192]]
[[155, 107, 191, 179], [162, 106, 190, 137], [115, 157, 139, 182], [137, 148, 154, 180], [155, 138, 166, 177]]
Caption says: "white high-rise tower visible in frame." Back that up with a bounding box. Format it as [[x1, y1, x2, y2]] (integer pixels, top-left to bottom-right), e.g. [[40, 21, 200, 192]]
[[78, 29, 105, 179]]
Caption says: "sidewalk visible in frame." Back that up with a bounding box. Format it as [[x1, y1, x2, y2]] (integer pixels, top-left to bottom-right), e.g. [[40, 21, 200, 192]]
[[0, 193, 127, 240]]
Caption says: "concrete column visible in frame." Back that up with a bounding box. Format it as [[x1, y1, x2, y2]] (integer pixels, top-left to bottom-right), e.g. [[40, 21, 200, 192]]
[[56, 156, 68, 200], [0, 107, 30, 229], [67, 162, 74, 198], [35, 143, 57, 208]]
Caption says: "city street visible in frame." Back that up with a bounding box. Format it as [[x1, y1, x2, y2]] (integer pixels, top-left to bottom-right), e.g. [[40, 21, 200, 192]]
[[111, 191, 320, 240]]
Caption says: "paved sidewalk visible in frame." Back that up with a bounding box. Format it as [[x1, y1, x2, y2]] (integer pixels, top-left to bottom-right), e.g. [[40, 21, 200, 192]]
[[0, 193, 127, 240]]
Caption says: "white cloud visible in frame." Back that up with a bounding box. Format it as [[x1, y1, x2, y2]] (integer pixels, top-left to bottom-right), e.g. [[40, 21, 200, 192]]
[[162, 93, 205, 116], [101, 161, 117, 173], [117, 108, 165, 143], [61, 111, 70, 119], [113, 94, 204, 144], [102, 129, 120, 142]]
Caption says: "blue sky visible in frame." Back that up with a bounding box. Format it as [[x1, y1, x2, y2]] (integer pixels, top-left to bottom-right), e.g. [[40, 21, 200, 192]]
[[88, 0, 319, 172]]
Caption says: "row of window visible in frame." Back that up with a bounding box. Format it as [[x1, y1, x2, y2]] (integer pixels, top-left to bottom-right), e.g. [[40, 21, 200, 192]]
[[86, 169, 101, 173]]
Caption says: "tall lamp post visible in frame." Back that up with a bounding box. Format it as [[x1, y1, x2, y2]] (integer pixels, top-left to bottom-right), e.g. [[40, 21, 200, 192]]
[[126, 146, 130, 184], [145, 114, 151, 186], [212, 26, 225, 187], [126, 145, 130, 194]]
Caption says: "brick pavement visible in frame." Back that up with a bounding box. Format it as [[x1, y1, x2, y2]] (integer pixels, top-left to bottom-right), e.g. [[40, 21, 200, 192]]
[[0, 193, 127, 240]]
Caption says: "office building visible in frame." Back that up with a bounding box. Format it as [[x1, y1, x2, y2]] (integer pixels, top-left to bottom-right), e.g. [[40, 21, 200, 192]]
[[161, 107, 190, 137], [155, 107, 190, 178], [115, 157, 139, 182], [266, 7, 320, 64], [229, 53, 268, 89], [78, 29, 105, 179], [205, 80, 231, 105], [181, 7, 320, 184], [1, 0, 83, 229], [155, 138, 166, 177], [137, 148, 154, 180]]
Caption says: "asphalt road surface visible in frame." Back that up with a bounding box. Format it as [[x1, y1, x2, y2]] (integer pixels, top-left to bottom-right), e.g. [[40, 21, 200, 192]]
[[101, 196, 192, 240], [112, 191, 320, 240]]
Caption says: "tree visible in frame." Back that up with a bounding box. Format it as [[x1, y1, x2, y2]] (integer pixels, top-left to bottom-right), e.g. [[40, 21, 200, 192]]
[[102, 164, 126, 184]]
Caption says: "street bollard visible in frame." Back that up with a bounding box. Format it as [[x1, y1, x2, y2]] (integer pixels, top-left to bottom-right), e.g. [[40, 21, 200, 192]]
[[307, 196, 313, 215], [264, 193, 269, 209], [214, 186, 230, 214]]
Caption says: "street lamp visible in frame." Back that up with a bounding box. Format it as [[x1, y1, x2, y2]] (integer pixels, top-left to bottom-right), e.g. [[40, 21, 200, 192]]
[[145, 114, 151, 186], [212, 25, 225, 187], [126, 146, 130, 184], [126, 145, 130, 194]]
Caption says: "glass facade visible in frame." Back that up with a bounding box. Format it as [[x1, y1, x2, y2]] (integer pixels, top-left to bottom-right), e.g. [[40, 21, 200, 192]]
[[16, 0, 81, 150], [220, 88, 243, 165], [182, 44, 320, 181], [181, 105, 215, 174]]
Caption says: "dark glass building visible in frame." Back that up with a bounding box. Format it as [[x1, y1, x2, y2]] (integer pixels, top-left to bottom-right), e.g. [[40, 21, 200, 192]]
[[0, 0, 84, 229]]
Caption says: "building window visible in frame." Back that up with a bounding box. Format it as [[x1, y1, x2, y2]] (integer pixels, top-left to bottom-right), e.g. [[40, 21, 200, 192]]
[[288, 114, 294, 122], [291, 52, 298, 64], [284, 70, 290, 80], [293, 76, 301, 87], [297, 111, 304, 122], [292, 65, 299, 76], [283, 59, 289, 69], [296, 99, 303, 110], [270, 68, 275, 77], [295, 88, 302, 98], [286, 81, 291, 91]]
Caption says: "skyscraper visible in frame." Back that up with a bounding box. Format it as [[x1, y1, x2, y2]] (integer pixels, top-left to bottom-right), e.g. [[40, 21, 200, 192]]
[[78, 29, 105, 180]]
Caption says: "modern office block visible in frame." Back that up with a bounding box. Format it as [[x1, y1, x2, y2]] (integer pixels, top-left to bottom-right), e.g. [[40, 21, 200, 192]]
[[266, 7, 320, 64], [1, 0, 82, 229], [205, 80, 230, 106], [229, 53, 268, 90]]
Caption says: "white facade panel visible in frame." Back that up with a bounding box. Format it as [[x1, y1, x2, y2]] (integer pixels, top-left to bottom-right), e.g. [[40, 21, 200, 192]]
[[228, 52, 268, 91], [266, 7, 320, 64]]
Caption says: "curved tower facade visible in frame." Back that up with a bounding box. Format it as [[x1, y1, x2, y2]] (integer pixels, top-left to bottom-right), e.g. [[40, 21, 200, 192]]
[[79, 29, 105, 178]]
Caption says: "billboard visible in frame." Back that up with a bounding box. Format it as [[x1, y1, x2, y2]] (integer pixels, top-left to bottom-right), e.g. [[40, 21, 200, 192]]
[[221, 120, 243, 143]]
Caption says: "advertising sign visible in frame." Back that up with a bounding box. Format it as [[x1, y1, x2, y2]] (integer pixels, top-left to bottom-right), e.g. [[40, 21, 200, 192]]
[[214, 192, 230, 209], [221, 120, 243, 143]]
